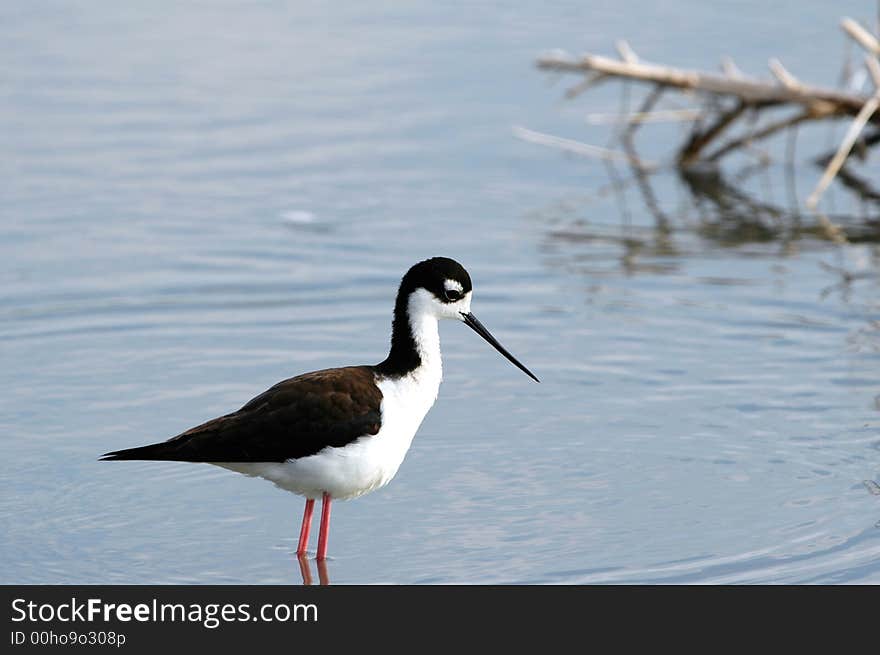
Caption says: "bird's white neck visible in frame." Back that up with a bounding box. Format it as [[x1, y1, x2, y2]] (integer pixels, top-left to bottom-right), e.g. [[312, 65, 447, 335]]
[[405, 288, 442, 383]]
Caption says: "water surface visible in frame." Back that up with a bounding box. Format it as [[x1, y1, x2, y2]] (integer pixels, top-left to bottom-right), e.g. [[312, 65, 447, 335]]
[[1, 0, 878, 583]]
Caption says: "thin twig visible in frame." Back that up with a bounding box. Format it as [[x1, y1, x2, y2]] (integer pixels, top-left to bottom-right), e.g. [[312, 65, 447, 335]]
[[623, 86, 665, 139], [721, 56, 744, 78], [841, 17, 880, 56], [621, 86, 671, 228], [826, 162, 880, 203], [865, 54, 880, 89], [512, 125, 657, 169], [814, 128, 880, 164], [565, 72, 608, 98], [584, 108, 700, 125], [616, 40, 639, 64], [768, 59, 800, 90], [806, 92, 880, 208], [679, 101, 748, 165], [706, 108, 826, 162]]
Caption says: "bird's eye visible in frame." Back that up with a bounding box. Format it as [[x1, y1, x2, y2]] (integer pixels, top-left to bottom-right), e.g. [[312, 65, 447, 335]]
[[444, 289, 462, 302]]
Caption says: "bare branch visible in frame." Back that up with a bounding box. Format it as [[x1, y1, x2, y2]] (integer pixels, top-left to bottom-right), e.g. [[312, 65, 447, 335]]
[[866, 54, 880, 89], [721, 56, 744, 78], [768, 59, 801, 90], [565, 72, 609, 98], [841, 17, 880, 56], [814, 128, 880, 164], [585, 108, 700, 125], [512, 125, 657, 169], [806, 92, 880, 208], [623, 85, 665, 139], [706, 109, 819, 162], [679, 101, 748, 166], [538, 50, 876, 120], [616, 40, 639, 64], [829, 162, 880, 203], [536, 27, 880, 204]]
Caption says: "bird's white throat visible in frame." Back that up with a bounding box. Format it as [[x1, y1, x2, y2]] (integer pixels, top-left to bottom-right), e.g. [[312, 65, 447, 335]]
[[405, 288, 444, 381]]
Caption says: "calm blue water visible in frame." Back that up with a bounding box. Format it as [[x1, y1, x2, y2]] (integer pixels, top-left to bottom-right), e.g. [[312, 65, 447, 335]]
[[1, 0, 878, 584]]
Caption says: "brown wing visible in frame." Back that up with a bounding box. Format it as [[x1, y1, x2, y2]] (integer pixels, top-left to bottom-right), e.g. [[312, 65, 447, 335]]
[[100, 366, 383, 462]]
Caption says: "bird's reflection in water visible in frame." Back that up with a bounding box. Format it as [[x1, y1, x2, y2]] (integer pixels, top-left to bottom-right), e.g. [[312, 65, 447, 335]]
[[297, 554, 330, 585]]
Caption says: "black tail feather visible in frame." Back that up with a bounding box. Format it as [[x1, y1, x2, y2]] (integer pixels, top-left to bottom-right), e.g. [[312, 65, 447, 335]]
[[99, 442, 180, 461]]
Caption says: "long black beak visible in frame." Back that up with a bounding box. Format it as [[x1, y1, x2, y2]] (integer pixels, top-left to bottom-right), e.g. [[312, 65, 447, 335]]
[[461, 312, 540, 383]]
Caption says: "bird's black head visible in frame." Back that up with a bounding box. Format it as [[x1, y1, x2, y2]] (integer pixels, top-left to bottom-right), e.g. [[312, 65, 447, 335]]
[[385, 256, 538, 382], [399, 256, 473, 304]]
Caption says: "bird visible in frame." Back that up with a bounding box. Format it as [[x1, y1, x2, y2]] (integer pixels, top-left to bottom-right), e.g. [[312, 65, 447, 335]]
[[100, 257, 539, 561]]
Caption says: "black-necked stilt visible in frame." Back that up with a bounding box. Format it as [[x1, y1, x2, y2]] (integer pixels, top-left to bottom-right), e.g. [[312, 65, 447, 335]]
[[101, 257, 538, 560]]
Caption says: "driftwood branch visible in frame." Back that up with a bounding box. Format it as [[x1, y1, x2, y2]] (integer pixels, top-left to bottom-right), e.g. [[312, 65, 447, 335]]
[[537, 51, 875, 120], [622, 87, 671, 228], [623, 85, 665, 139], [721, 56, 744, 79], [565, 72, 608, 99], [829, 161, 880, 201], [584, 108, 700, 125], [531, 18, 880, 208], [841, 17, 880, 56], [615, 40, 639, 64], [865, 54, 880, 89], [706, 108, 827, 162], [807, 91, 880, 208], [815, 128, 880, 164], [768, 59, 801, 90], [511, 125, 656, 169], [679, 101, 747, 165]]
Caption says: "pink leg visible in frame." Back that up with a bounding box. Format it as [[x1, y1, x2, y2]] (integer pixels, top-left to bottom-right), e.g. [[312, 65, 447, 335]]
[[296, 498, 315, 556], [316, 492, 332, 561]]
